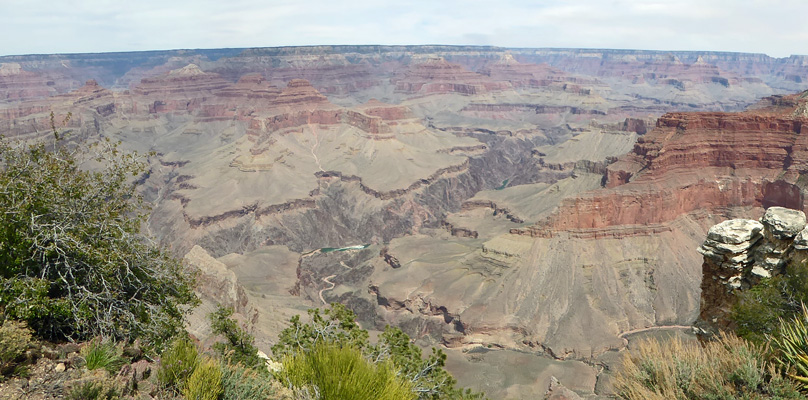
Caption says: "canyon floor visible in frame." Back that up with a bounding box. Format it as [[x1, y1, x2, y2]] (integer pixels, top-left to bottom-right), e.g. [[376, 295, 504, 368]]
[[1, 45, 807, 398]]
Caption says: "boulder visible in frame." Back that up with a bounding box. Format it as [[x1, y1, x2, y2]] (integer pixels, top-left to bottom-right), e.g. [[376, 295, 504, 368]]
[[793, 226, 808, 250], [706, 219, 764, 245], [761, 207, 806, 239]]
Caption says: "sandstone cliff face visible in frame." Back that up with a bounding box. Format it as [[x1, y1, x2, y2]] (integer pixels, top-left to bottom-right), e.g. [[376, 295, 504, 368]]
[[183, 245, 256, 342], [394, 57, 510, 95], [478, 54, 598, 93], [132, 64, 231, 113], [515, 91, 808, 237], [0, 63, 59, 102]]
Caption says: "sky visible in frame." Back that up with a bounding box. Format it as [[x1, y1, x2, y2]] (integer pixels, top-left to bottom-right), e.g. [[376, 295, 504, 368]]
[[1, 0, 806, 57]]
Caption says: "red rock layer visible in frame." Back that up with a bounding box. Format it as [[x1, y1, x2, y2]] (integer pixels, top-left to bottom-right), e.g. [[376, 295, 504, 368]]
[[478, 54, 598, 91], [241, 81, 410, 137], [0, 63, 58, 102], [215, 74, 281, 100], [0, 80, 117, 137], [269, 79, 330, 110], [394, 57, 510, 95], [358, 99, 412, 121], [197, 74, 282, 121], [133, 64, 230, 96], [269, 63, 381, 95], [514, 92, 808, 237]]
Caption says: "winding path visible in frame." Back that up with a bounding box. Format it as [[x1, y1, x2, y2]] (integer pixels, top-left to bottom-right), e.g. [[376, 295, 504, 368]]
[[318, 274, 337, 305], [309, 127, 325, 172]]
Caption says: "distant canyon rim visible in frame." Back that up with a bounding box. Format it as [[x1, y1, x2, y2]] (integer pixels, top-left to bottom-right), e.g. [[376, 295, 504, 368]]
[[1, 45, 807, 398]]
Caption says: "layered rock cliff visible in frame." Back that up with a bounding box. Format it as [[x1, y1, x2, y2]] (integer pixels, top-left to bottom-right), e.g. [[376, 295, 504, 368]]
[[516, 90, 808, 238]]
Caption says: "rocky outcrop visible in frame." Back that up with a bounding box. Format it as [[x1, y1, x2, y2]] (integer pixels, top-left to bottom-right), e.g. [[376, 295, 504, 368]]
[[514, 91, 808, 238], [183, 245, 257, 340], [698, 207, 808, 332], [214, 73, 281, 101], [0, 63, 60, 102], [266, 55, 381, 95], [132, 64, 231, 113], [134, 64, 230, 96], [478, 53, 597, 93], [394, 57, 510, 95]]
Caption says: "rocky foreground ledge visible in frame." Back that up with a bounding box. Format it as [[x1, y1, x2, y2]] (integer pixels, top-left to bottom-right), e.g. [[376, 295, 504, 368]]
[[698, 206, 808, 332]]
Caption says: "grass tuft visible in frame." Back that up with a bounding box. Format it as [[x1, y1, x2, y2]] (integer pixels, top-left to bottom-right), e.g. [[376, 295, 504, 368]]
[[279, 342, 415, 400], [81, 339, 125, 374], [615, 332, 802, 399]]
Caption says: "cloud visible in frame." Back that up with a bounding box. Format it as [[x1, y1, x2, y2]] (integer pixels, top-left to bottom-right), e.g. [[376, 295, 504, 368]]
[[0, 0, 805, 57]]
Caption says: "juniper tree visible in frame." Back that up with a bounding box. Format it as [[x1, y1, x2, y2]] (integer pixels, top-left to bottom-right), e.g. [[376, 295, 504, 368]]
[[0, 117, 197, 348]]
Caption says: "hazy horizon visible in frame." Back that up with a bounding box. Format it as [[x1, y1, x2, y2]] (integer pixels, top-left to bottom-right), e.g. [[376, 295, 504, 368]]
[[2, 0, 807, 58]]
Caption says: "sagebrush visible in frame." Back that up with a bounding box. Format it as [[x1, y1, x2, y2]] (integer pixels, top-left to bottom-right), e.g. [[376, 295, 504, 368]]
[[615, 332, 802, 399]]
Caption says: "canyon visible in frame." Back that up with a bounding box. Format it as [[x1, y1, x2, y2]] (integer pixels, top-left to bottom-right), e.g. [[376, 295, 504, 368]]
[[1, 45, 807, 398]]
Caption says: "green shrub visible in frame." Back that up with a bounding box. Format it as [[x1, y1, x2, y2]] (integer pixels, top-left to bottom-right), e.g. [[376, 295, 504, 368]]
[[0, 319, 34, 376], [209, 305, 262, 368], [158, 337, 200, 391], [183, 357, 223, 400], [0, 123, 198, 347], [615, 332, 802, 399], [220, 361, 280, 400], [771, 303, 808, 390], [733, 261, 808, 343], [82, 339, 125, 374], [273, 304, 485, 400], [279, 342, 415, 400], [67, 373, 120, 400], [272, 303, 369, 359]]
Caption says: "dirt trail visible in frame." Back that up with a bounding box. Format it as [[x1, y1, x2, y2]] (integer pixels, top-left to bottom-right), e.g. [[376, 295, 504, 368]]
[[318, 274, 336, 305]]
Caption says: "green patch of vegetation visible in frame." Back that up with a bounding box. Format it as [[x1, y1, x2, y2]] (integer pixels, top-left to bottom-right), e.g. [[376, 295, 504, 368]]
[[771, 304, 808, 390], [183, 357, 223, 400], [0, 118, 198, 348], [0, 320, 34, 377], [732, 261, 808, 343], [158, 337, 200, 392], [209, 305, 263, 369], [273, 303, 485, 400], [279, 342, 415, 400], [68, 379, 120, 400], [220, 361, 284, 400], [82, 340, 125, 374], [615, 332, 802, 399]]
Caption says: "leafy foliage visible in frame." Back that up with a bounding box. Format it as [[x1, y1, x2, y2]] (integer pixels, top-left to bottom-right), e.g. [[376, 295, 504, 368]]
[[771, 304, 808, 390], [157, 337, 200, 391], [279, 342, 415, 400], [209, 305, 262, 369], [273, 303, 485, 400], [0, 122, 198, 346], [220, 361, 286, 400], [272, 303, 369, 359], [183, 357, 223, 400], [733, 261, 808, 343], [82, 339, 125, 374], [615, 332, 802, 399]]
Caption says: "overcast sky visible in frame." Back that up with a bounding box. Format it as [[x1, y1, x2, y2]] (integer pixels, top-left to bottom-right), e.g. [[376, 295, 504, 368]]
[[1, 0, 806, 57]]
